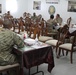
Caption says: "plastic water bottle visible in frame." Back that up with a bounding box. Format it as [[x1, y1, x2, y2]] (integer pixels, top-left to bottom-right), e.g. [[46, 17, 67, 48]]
[[35, 34, 38, 43]]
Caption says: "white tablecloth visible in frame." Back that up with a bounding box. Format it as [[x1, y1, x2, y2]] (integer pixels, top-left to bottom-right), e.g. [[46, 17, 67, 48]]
[[69, 28, 76, 33]]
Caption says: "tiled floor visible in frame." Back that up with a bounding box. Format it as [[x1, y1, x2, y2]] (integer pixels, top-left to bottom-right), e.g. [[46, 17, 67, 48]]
[[24, 51, 76, 75]]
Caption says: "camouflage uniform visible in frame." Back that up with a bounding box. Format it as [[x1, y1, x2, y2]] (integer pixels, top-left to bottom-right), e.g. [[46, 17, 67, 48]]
[[47, 19, 57, 33], [31, 16, 37, 22], [54, 17, 62, 25], [0, 28, 24, 66]]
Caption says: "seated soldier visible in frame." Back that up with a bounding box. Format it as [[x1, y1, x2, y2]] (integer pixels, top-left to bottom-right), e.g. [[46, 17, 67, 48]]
[[0, 19, 25, 75], [67, 17, 72, 27], [54, 14, 63, 26], [31, 12, 37, 22], [4, 11, 13, 19], [47, 15, 57, 33]]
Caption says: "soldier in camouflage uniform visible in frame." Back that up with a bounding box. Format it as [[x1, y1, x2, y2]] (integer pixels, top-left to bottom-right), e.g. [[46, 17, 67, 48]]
[[47, 15, 57, 33], [31, 12, 37, 23], [54, 14, 63, 26], [0, 19, 25, 75]]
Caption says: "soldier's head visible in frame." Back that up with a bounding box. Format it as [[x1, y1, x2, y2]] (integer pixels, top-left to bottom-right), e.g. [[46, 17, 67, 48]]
[[3, 19, 13, 29], [33, 12, 36, 17], [56, 14, 60, 18], [50, 15, 54, 19]]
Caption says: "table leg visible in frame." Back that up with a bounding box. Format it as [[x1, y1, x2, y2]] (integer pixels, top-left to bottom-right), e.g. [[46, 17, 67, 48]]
[[29, 66, 44, 75]]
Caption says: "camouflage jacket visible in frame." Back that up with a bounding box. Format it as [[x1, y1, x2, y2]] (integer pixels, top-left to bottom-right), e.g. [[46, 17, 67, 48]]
[[0, 29, 25, 65]]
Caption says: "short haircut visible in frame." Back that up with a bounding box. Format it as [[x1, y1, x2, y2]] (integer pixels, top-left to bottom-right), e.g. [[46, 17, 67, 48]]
[[57, 14, 60, 17], [50, 15, 54, 19], [3, 19, 13, 28]]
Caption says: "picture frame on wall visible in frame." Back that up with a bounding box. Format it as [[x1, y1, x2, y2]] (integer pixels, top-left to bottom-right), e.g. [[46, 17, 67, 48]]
[[48, 5, 55, 15], [46, 0, 59, 4], [0, 4, 2, 13], [33, 1, 41, 10], [68, 1, 76, 12]]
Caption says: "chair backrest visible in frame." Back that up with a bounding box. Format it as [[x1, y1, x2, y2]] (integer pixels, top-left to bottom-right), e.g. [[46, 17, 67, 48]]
[[70, 30, 76, 51], [58, 24, 69, 44], [40, 20, 47, 36], [29, 23, 40, 39], [67, 17, 71, 27], [12, 18, 20, 33], [25, 17, 31, 25], [18, 17, 25, 32], [24, 17, 31, 32]]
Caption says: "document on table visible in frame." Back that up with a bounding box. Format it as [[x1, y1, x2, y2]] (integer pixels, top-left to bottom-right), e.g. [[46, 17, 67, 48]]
[[31, 42, 49, 49]]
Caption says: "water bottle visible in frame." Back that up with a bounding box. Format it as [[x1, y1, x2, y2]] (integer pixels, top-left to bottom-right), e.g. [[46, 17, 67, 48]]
[[35, 34, 38, 43]]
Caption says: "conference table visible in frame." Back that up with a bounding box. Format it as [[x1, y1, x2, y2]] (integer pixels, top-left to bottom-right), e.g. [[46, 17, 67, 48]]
[[13, 39, 55, 75]]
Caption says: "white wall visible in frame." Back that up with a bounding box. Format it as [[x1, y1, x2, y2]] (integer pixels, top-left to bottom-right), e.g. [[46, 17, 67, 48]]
[[27, 0, 76, 24], [14, 0, 28, 18], [0, 0, 28, 18], [0, 0, 76, 24]]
